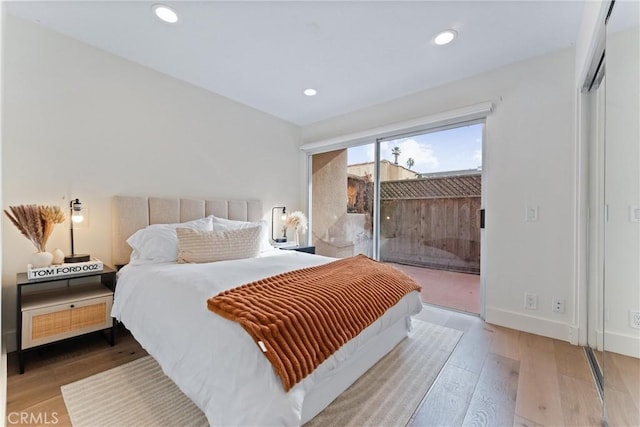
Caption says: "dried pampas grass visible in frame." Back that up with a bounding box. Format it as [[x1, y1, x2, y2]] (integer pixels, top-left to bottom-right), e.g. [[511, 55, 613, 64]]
[[285, 211, 308, 232], [4, 204, 65, 252]]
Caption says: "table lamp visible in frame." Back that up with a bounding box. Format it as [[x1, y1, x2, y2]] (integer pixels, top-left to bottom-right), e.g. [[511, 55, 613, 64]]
[[64, 198, 91, 263]]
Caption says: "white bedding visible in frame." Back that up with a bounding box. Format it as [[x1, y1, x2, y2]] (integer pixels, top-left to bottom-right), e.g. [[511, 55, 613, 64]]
[[112, 250, 422, 426]]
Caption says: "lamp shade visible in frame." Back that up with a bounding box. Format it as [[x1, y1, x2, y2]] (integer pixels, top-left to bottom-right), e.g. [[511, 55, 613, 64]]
[[271, 206, 287, 242], [64, 198, 91, 263], [71, 199, 85, 222]]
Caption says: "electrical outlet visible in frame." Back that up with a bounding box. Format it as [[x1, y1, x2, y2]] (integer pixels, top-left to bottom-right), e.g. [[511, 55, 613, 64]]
[[630, 311, 640, 329], [525, 206, 539, 222], [552, 297, 566, 314], [524, 293, 538, 310]]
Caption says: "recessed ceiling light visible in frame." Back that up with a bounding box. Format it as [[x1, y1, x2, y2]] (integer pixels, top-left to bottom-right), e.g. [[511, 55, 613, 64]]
[[304, 88, 318, 97], [433, 29, 457, 46], [153, 4, 179, 24]]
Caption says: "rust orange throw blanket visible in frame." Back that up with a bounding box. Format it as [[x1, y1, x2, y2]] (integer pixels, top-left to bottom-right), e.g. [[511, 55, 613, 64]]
[[207, 254, 421, 391]]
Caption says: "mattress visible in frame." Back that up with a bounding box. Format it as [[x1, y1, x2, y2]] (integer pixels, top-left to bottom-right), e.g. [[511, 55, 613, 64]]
[[112, 250, 422, 426]]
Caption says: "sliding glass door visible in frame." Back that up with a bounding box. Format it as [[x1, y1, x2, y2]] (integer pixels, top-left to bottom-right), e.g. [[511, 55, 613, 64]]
[[309, 121, 485, 315], [377, 125, 482, 273], [376, 124, 483, 314]]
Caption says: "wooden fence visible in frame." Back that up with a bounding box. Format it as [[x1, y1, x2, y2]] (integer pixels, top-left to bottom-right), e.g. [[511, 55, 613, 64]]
[[379, 197, 481, 274]]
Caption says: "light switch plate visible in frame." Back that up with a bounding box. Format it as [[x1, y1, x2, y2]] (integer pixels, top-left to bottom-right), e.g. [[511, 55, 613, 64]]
[[525, 206, 539, 222], [630, 206, 640, 223]]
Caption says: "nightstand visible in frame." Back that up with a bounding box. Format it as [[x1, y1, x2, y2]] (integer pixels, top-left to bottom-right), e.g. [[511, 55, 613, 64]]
[[16, 265, 117, 374], [281, 245, 316, 254]]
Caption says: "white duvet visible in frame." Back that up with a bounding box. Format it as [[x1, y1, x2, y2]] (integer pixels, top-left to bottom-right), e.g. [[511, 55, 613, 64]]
[[112, 250, 422, 426]]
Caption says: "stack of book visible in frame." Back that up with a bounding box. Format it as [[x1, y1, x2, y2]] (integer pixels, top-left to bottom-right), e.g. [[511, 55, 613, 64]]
[[272, 241, 298, 249], [27, 258, 103, 281]]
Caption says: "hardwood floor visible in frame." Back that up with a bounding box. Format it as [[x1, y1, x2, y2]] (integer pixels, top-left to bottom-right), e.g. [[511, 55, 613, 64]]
[[6, 307, 637, 426], [409, 306, 607, 427], [6, 328, 147, 427], [599, 350, 640, 427]]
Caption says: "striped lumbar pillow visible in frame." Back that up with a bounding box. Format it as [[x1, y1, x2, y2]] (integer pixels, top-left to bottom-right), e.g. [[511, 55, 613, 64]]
[[176, 226, 262, 263]]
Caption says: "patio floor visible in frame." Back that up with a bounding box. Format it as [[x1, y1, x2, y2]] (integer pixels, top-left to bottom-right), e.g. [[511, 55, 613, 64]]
[[388, 263, 480, 314]]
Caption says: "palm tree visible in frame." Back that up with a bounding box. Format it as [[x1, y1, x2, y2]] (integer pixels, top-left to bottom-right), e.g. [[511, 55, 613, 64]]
[[406, 158, 415, 169], [391, 146, 401, 164]]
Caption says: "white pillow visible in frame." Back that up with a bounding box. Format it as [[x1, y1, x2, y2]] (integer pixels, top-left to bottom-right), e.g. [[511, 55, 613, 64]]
[[209, 216, 270, 252], [127, 217, 213, 264], [176, 226, 262, 263]]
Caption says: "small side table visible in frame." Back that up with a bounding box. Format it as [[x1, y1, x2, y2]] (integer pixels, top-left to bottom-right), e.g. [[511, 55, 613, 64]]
[[16, 265, 117, 374]]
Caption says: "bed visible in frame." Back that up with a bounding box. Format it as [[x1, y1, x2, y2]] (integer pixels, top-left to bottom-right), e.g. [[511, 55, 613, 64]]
[[110, 196, 422, 426]]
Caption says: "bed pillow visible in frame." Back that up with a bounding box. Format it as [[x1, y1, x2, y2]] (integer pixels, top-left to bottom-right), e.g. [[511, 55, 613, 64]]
[[127, 217, 213, 263], [209, 216, 271, 252], [176, 226, 263, 263]]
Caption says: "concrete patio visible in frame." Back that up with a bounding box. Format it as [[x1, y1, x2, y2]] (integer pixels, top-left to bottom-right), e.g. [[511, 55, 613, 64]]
[[389, 263, 480, 314]]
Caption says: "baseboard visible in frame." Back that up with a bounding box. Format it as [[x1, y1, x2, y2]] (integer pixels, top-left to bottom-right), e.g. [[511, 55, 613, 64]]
[[596, 330, 640, 358], [485, 306, 573, 342], [568, 325, 580, 345]]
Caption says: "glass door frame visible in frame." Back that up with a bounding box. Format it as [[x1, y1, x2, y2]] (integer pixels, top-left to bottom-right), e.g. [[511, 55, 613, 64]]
[[305, 118, 487, 319]]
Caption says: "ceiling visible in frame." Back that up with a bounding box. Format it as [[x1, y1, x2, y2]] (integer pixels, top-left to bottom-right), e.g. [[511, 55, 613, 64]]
[[7, 1, 587, 126]]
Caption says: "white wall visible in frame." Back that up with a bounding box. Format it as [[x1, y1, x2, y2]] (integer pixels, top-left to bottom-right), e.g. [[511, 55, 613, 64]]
[[303, 48, 578, 342], [603, 27, 640, 358], [1, 15, 302, 351]]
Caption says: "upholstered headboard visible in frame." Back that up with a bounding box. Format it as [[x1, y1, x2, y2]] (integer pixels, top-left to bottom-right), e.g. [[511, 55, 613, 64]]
[[111, 196, 263, 266]]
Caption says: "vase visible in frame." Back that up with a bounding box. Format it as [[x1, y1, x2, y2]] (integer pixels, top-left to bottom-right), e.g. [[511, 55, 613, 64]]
[[51, 248, 65, 265], [295, 230, 300, 246], [30, 251, 53, 268]]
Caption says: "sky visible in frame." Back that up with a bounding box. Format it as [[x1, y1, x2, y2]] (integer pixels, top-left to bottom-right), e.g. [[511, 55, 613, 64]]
[[347, 123, 483, 174]]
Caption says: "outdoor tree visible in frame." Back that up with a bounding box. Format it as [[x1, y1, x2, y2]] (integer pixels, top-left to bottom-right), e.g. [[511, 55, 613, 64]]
[[391, 146, 401, 164], [406, 158, 415, 169]]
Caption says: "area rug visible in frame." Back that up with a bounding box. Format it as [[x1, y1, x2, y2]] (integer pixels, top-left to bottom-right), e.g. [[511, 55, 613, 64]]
[[61, 319, 462, 427]]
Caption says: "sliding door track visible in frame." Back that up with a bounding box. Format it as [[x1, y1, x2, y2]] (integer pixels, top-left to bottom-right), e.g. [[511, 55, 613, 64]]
[[585, 347, 604, 399]]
